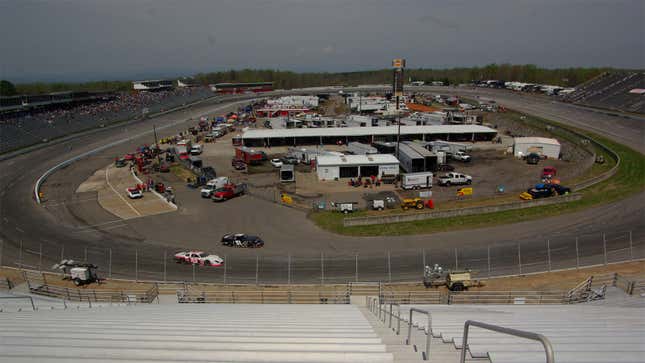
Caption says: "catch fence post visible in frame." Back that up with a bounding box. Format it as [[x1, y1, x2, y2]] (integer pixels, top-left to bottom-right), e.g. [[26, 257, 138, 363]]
[[163, 251, 167, 282], [135, 249, 139, 282], [192, 263, 195, 282], [255, 255, 259, 285], [546, 239, 552, 271], [603, 232, 607, 265], [387, 251, 391, 283], [355, 254, 358, 282], [454, 248, 458, 270], [19, 240, 23, 267], [223, 255, 227, 284], [84, 247, 88, 262], [575, 237, 579, 269], [0, 239, 3, 267], [61, 245, 64, 262], [287, 254, 291, 285], [109, 248, 112, 278], [320, 251, 324, 285], [422, 248, 426, 268], [39, 243, 43, 272], [487, 245, 491, 277], [629, 231, 633, 261], [518, 243, 522, 275]]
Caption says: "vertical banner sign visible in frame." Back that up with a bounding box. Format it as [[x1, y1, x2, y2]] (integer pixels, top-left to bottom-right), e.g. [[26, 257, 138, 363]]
[[392, 58, 406, 98]]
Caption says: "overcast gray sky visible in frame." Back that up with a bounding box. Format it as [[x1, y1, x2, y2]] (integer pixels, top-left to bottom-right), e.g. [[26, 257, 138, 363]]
[[1, 0, 643, 83]]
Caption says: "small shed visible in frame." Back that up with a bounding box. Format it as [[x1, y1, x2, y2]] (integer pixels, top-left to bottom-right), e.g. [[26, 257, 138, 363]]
[[513, 137, 561, 159]]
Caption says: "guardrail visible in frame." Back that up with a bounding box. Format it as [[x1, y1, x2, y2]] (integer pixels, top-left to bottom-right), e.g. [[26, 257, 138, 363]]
[[0, 277, 13, 290], [380, 289, 599, 305], [177, 289, 350, 304], [0, 296, 35, 311], [344, 194, 582, 227], [459, 320, 555, 363]]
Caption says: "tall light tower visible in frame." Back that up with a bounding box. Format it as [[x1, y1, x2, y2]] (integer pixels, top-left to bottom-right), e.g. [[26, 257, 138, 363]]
[[392, 58, 406, 159]]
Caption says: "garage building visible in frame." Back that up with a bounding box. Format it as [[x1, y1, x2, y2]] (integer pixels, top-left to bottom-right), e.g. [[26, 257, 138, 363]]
[[241, 125, 497, 147], [316, 154, 399, 180], [513, 137, 561, 159]]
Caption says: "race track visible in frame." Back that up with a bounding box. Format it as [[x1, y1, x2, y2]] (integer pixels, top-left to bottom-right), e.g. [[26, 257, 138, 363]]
[[0, 87, 643, 283]]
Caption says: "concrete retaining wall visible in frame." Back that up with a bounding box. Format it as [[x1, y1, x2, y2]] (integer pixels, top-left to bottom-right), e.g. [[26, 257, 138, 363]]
[[343, 193, 582, 227]]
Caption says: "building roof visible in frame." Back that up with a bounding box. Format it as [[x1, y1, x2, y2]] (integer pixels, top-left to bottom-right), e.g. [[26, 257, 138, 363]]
[[514, 137, 561, 145], [242, 125, 496, 139], [316, 154, 399, 167]]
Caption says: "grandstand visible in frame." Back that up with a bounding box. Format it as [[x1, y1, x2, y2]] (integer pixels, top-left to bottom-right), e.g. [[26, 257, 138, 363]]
[[0, 87, 214, 154], [565, 71, 645, 114], [1, 270, 644, 363]]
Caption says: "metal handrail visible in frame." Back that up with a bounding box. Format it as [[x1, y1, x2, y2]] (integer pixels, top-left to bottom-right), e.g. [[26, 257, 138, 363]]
[[459, 320, 554, 363], [0, 296, 36, 311], [389, 303, 401, 335], [406, 308, 432, 361]]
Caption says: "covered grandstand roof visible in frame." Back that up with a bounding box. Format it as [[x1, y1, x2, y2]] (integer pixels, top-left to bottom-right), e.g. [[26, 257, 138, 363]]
[[242, 125, 497, 139]]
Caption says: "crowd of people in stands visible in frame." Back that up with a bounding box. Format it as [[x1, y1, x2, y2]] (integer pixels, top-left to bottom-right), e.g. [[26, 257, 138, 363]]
[[0, 87, 211, 127]]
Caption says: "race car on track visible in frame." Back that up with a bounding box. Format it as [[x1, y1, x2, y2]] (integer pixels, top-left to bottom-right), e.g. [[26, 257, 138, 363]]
[[221, 233, 265, 248], [174, 251, 224, 266]]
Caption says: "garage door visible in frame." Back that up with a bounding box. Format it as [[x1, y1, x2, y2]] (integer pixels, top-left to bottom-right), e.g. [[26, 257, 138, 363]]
[[339, 166, 359, 178], [359, 165, 379, 177]]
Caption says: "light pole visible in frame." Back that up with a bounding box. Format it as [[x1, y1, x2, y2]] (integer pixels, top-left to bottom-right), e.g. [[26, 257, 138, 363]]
[[392, 59, 406, 159]]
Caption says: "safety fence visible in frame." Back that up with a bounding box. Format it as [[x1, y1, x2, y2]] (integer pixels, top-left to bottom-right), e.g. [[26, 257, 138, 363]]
[[23, 271, 159, 304], [1, 229, 643, 284]]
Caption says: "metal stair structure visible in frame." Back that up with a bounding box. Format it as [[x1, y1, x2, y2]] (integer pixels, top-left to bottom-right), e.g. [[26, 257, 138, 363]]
[[396, 304, 645, 363]]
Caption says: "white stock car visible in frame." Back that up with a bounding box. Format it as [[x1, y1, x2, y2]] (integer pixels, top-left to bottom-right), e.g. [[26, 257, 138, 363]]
[[174, 251, 224, 266]]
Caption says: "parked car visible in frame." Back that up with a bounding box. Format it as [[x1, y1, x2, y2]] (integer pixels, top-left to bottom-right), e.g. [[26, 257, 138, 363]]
[[270, 158, 283, 168], [437, 172, 472, 186], [542, 166, 557, 178], [126, 188, 143, 199], [451, 151, 471, 162], [231, 158, 246, 170], [281, 156, 300, 165], [221, 233, 265, 248], [519, 183, 569, 200], [526, 153, 541, 165]]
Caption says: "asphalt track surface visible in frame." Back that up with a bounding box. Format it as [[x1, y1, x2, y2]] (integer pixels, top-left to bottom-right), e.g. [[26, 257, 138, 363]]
[[0, 87, 643, 284]]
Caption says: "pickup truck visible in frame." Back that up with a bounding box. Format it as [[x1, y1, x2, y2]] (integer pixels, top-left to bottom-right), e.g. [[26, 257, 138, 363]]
[[437, 172, 472, 186], [451, 151, 471, 162], [212, 183, 247, 202]]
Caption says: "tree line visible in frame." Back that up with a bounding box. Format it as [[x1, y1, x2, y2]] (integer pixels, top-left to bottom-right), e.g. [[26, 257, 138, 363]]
[[1, 64, 619, 96]]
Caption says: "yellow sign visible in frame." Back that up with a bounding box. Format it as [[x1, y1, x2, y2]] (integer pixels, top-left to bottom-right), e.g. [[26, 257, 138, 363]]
[[457, 187, 473, 197], [392, 58, 406, 68]]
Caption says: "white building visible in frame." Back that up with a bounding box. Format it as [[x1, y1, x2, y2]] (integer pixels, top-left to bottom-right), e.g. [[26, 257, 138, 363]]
[[316, 154, 399, 180], [267, 96, 319, 108], [513, 137, 561, 159]]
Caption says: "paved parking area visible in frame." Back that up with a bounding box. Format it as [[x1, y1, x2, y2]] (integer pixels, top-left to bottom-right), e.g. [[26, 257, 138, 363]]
[[77, 164, 176, 220]]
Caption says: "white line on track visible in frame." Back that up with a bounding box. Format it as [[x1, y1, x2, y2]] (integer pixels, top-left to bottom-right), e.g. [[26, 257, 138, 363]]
[[73, 219, 125, 230], [105, 167, 141, 217]]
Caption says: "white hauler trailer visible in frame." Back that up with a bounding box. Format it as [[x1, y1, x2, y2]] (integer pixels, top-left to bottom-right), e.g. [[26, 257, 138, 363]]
[[401, 172, 433, 190]]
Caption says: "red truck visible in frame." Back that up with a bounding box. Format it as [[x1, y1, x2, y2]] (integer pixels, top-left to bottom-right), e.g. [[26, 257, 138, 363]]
[[212, 183, 247, 202], [235, 147, 267, 165]]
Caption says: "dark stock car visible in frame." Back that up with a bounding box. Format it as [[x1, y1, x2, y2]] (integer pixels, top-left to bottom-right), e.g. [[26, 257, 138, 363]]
[[221, 233, 265, 248]]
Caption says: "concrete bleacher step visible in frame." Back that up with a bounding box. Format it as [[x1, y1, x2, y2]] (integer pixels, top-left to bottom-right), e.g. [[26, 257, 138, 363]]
[[0, 304, 396, 363]]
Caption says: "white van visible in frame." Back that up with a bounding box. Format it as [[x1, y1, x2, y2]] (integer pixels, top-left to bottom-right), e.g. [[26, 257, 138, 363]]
[[190, 144, 203, 155], [400, 172, 433, 190]]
